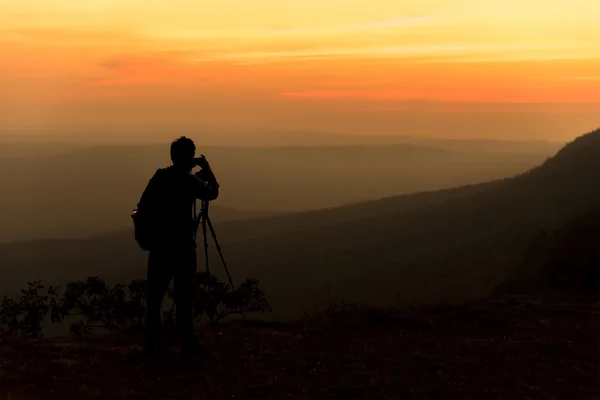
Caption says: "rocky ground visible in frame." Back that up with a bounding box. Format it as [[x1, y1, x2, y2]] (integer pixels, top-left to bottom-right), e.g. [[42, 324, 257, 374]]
[[1, 297, 599, 399]]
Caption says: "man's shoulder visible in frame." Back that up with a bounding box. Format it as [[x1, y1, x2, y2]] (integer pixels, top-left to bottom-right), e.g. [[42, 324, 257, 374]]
[[153, 166, 198, 189], [145, 168, 173, 193], [156, 166, 173, 175], [152, 166, 177, 180]]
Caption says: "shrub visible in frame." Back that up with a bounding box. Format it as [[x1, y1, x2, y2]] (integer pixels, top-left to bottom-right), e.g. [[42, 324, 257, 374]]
[[0, 273, 270, 340], [0, 281, 60, 338]]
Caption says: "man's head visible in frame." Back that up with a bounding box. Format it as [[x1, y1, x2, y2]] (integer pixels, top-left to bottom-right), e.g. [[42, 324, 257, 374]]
[[170, 136, 196, 171]]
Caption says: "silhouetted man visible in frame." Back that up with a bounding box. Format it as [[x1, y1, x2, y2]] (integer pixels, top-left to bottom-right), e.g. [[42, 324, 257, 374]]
[[140, 136, 219, 357]]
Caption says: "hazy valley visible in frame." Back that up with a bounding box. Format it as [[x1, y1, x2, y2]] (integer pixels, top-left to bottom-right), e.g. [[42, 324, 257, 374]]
[[0, 129, 597, 317], [0, 133, 561, 242]]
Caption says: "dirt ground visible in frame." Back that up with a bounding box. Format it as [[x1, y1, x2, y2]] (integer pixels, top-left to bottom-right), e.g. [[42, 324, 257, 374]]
[[1, 297, 598, 399]]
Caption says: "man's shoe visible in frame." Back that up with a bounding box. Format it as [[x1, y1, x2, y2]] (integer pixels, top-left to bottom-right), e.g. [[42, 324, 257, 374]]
[[181, 341, 206, 360], [143, 344, 168, 358]]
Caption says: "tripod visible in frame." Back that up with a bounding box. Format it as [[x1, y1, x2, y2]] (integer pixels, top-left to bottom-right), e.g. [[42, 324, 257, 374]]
[[193, 200, 234, 287], [193, 200, 245, 320]]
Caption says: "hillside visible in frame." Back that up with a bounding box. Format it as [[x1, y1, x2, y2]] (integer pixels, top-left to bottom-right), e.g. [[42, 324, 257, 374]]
[[0, 179, 503, 298], [0, 129, 597, 315], [1, 298, 598, 399], [0, 141, 555, 241], [499, 206, 600, 298]]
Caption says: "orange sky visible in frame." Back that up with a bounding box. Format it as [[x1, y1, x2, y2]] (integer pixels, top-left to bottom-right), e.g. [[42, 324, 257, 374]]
[[1, 0, 599, 140]]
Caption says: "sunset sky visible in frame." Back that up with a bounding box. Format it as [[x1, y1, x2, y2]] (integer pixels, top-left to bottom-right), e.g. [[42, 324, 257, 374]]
[[1, 0, 599, 140]]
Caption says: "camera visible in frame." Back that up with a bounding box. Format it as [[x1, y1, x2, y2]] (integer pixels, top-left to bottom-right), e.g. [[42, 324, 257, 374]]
[[193, 155, 207, 167]]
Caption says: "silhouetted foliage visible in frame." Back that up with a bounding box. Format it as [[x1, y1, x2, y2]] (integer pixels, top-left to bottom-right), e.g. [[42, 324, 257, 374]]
[[0, 281, 60, 338], [0, 273, 270, 339], [192, 272, 271, 323]]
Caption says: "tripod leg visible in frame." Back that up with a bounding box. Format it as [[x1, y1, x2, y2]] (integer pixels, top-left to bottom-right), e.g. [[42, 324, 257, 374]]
[[205, 217, 233, 289], [201, 216, 210, 275], [205, 216, 245, 320]]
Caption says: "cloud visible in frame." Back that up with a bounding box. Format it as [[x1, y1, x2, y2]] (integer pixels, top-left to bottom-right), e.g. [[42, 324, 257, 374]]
[[187, 42, 576, 64], [149, 15, 444, 40], [88, 77, 159, 86], [99, 59, 127, 70], [0, 27, 140, 44], [97, 55, 172, 71], [281, 89, 432, 100], [261, 16, 444, 36], [412, 53, 600, 64], [89, 53, 211, 86], [91, 57, 164, 86], [280, 87, 600, 103], [557, 76, 600, 81]]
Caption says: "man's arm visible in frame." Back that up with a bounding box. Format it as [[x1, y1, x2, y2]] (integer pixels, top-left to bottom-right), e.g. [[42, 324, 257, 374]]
[[191, 168, 219, 201]]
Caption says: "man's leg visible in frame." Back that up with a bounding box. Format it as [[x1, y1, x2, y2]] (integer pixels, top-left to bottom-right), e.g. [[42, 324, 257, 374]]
[[145, 250, 172, 352], [172, 248, 198, 355]]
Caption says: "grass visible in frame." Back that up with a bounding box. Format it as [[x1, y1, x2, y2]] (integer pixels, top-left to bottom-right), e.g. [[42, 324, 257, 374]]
[[1, 296, 598, 399]]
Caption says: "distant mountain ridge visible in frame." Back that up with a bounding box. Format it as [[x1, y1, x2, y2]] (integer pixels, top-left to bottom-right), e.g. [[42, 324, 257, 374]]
[[0, 128, 566, 150], [0, 140, 556, 241]]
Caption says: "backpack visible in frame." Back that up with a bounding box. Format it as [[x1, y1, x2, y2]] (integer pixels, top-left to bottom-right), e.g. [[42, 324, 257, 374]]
[[131, 170, 164, 251]]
